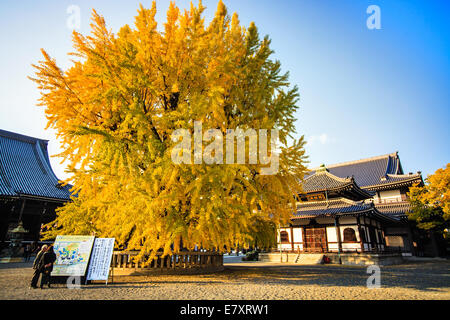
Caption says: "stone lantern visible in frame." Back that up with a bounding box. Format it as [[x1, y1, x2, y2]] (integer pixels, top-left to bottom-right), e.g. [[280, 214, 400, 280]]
[[8, 221, 28, 258]]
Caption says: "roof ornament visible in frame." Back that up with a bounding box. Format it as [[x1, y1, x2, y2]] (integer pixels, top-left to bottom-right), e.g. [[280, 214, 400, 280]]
[[317, 164, 329, 173]]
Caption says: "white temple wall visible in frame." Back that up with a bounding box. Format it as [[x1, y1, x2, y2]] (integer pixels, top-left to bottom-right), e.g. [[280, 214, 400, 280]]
[[326, 226, 338, 242], [292, 227, 302, 243], [379, 189, 402, 203]]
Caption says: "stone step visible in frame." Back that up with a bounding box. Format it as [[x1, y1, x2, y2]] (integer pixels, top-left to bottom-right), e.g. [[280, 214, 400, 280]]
[[296, 254, 324, 265], [258, 253, 324, 264]]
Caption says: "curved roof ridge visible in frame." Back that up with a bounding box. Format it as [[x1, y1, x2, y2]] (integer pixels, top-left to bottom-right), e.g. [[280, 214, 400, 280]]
[[34, 140, 60, 183], [386, 173, 421, 178], [383, 154, 392, 177], [0, 129, 49, 144], [297, 197, 362, 207], [297, 197, 347, 205], [309, 152, 398, 170], [304, 170, 352, 183], [393, 154, 400, 174], [323, 171, 352, 183], [375, 201, 410, 207]]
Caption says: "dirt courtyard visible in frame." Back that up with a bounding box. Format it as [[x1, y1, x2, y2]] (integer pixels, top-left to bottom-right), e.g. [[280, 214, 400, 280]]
[[0, 260, 449, 300]]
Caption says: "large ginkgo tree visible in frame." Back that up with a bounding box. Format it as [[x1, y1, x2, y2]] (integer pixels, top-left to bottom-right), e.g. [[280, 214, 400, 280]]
[[30, 0, 307, 262]]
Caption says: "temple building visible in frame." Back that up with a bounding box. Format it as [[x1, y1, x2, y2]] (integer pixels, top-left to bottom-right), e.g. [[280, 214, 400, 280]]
[[0, 129, 72, 248], [276, 152, 443, 258]]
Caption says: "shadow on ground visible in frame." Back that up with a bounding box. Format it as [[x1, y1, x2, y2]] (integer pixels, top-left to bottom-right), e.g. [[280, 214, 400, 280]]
[[80, 261, 450, 293], [2, 260, 449, 293]]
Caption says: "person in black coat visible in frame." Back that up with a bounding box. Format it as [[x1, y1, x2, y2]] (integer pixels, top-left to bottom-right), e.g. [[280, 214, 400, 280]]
[[29, 245, 48, 289], [39, 245, 57, 289]]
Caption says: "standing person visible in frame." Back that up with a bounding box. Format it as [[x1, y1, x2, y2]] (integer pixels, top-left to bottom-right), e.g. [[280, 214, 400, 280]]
[[23, 244, 31, 262], [40, 245, 56, 289], [30, 245, 48, 289]]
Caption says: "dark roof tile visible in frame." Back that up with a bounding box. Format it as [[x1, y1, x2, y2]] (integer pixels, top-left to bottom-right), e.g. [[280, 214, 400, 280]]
[[293, 198, 400, 223], [375, 202, 412, 220], [0, 129, 72, 201], [302, 171, 352, 193], [293, 199, 372, 218], [307, 152, 422, 190]]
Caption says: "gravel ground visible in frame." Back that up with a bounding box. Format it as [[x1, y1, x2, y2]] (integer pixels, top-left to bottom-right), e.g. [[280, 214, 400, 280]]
[[0, 260, 449, 300]]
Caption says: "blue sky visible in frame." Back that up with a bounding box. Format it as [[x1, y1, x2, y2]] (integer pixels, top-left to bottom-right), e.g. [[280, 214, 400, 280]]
[[0, 0, 449, 180]]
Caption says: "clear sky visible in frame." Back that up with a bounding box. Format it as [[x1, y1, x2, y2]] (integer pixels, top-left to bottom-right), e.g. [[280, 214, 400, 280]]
[[0, 0, 449, 180]]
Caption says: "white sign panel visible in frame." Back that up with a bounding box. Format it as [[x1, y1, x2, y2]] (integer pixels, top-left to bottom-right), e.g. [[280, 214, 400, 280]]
[[86, 238, 115, 281]]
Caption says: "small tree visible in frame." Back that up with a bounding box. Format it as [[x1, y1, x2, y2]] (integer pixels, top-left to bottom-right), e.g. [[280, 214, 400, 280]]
[[408, 163, 450, 235], [30, 1, 307, 262]]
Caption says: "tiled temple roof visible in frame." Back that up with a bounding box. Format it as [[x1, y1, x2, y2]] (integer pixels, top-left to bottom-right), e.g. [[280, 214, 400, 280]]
[[301, 168, 374, 200], [293, 198, 399, 223], [0, 129, 72, 201], [302, 170, 352, 192], [294, 199, 371, 217], [308, 152, 423, 191], [375, 202, 412, 220]]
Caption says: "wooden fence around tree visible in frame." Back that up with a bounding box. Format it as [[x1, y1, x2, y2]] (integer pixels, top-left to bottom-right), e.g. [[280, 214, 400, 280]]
[[111, 251, 224, 275]]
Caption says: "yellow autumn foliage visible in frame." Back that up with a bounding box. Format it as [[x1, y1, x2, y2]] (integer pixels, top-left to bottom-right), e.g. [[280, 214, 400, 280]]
[[408, 163, 450, 231], [30, 1, 308, 263]]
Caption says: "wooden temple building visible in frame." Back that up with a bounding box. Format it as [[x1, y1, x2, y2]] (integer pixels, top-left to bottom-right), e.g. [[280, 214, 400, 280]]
[[276, 152, 442, 257], [0, 129, 72, 250]]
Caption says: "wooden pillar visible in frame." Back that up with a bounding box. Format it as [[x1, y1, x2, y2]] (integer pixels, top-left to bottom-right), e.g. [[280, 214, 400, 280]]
[[17, 199, 26, 223], [290, 225, 294, 252], [37, 203, 47, 241], [302, 226, 306, 252], [357, 215, 365, 253], [335, 216, 342, 253]]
